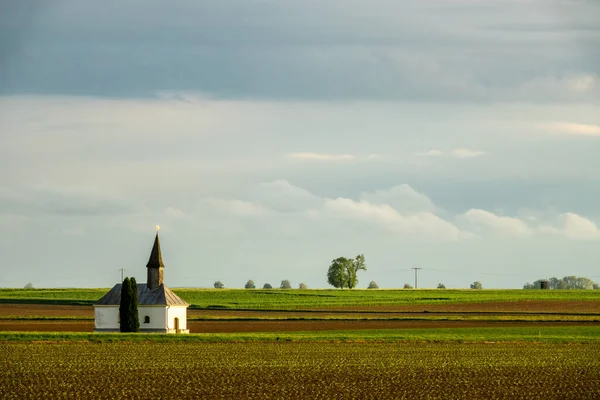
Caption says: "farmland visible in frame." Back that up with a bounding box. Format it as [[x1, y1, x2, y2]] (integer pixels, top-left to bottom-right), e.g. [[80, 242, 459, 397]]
[[2, 340, 599, 399], [2, 288, 600, 398], [2, 288, 600, 309]]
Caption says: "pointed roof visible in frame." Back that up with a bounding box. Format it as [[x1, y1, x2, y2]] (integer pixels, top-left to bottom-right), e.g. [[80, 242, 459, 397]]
[[146, 233, 164, 269], [95, 283, 188, 306]]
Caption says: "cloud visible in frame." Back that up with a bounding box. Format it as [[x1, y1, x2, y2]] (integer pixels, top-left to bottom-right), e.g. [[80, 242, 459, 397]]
[[204, 199, 268, 217], [320, 198, 463, 241], [286, 152, 356, 161], [458, 209, 532, 237], [451, 148, 487, 159], [0, 186, 136, 217], [414, 150, 443, 157], [360, 184, 437, 214], [252, 180, 321, 212], [540, 122, 600, 136], [541, 212, 600, 241], [413, 149, 487, 159]]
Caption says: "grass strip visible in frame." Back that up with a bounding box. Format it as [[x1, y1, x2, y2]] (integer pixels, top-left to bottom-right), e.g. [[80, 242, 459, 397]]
[[1, 326, 599, 343]]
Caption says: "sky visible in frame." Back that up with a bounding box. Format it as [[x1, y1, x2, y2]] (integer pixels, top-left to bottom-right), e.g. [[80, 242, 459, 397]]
[[1, 0, 599, 289]]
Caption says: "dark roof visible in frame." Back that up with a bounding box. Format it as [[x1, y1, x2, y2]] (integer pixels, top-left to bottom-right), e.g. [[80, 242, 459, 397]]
[[146, 233, 165, 269], [95, 283, 188, 306]]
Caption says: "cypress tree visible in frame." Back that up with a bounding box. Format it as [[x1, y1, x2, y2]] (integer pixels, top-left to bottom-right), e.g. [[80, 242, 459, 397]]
[[119, 277, 131, 332], [129, 277, 140, 332]]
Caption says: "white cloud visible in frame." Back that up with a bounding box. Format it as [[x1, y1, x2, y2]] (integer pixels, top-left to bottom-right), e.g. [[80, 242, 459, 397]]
[[320, 198, 463, 241], [458, 209, 532, 237], [451, 148, 487, 159], [542, 212, 600, 241], [360, 184, 437, 214], [414, 149, 486, 159], [253, 180, 321, 212], [414, 150, 443, 157], [566, 74, 597, 93], [286, 152, 356, 161], [204, 199, 268, 217], [540, 122, 600, 136]]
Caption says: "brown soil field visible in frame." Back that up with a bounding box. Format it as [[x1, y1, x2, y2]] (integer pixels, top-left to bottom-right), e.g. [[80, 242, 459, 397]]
[[0, 319, 594, 333], [316, 300, 600, 313]]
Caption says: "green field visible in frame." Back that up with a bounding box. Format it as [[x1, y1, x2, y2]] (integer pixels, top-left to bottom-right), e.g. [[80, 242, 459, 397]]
[[2, 288, 599, 309], [2, 340, 599, 399], [1, 325, 600, 343]]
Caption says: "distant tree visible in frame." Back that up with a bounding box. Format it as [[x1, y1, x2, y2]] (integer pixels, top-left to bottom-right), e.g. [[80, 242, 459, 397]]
[[214, 281, 224, 289], [119, 277, 139, 333], [367, 281, 379, 289], [525, 276, 597, 290], [299, 283, 308, 289], [280, 280, 292, 289], [263, 283, 273, 289], [594, 283, 600, 290], [327, 254, 367, 289], [470, 281, 483, 290], [437, 283, 446, 289], [245, 280, 256, 289], [24, 282, 33, 289], [129, 277, 140, 332], [403, 283, 413, 289]]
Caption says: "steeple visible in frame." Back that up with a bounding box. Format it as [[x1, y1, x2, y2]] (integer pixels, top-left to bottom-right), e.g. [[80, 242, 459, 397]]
[[146, 227, 164, 290]]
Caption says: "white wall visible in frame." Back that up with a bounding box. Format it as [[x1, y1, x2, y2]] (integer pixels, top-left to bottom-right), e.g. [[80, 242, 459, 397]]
[[94, 306, 119, 331], [138, 306, 167, 331], [167, 306, 188, 332]]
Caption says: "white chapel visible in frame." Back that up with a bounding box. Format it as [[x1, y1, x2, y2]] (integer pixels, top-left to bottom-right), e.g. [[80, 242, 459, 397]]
[[94, 231, 189, 333]]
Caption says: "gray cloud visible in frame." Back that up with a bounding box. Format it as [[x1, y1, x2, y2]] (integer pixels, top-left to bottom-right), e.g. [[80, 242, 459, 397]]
[[0, 0, 598, 101]]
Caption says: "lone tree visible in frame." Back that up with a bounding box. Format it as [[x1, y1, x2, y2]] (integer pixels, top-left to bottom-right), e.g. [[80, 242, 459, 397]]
[[24, 282, 33, 289], [327, 254, 367, 289], [299, 283, 308, 289], [214, 281, 225, 289], [403, 283, 413, 289], [119, 277, 139, 332], [470, 281, 483, 290], [280, 280, 292, 289], [437, 283, 446, 289], [245, 280, 256, 289], [367, 281, 379, 289], [263, 283, 273, 289]]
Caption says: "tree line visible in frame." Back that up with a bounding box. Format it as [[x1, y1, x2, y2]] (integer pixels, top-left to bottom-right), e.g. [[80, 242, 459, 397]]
[[523, 276, 599, 290]]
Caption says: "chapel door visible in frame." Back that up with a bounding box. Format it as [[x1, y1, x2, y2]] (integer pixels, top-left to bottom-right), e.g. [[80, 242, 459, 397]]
[[174, 317, 179, 332]]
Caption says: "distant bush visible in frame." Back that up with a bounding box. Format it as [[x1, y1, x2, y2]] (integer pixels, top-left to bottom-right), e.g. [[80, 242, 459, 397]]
[[245, 280, 256, 289], [437, 283, 446, 289], [470, 281, 483, 290], [403, 284, 413, 289], [367, 281, 379, 289], [263, 283, 272, 289], [214, 281, 224, 289], [24, 283, 33, 289], [298, 283, 308, 289], [280, 280, 292, 289]]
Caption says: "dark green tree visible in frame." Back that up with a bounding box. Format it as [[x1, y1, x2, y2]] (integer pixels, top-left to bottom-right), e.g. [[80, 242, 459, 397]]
[[129, 277, 140, 332], [327, 255, 367, 289], [263, 283, 273, 289], [119, 277, 131, 332], [367, 281, 379, 289], [437, 283, 446, 289], [214, 281, 225, 289], [245, 280, 256, 289], [470, 281, 483, 290], [298, 282, 308, 289], [119, 277, 139, 333]]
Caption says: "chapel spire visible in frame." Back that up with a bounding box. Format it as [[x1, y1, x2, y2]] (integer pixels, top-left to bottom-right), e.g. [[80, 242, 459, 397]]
[[146, 226, 164, 289]]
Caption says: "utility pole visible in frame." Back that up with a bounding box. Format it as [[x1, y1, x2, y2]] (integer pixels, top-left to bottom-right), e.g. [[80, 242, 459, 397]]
[[119, 269, 125, 282], [412, 267, 422, 289]]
